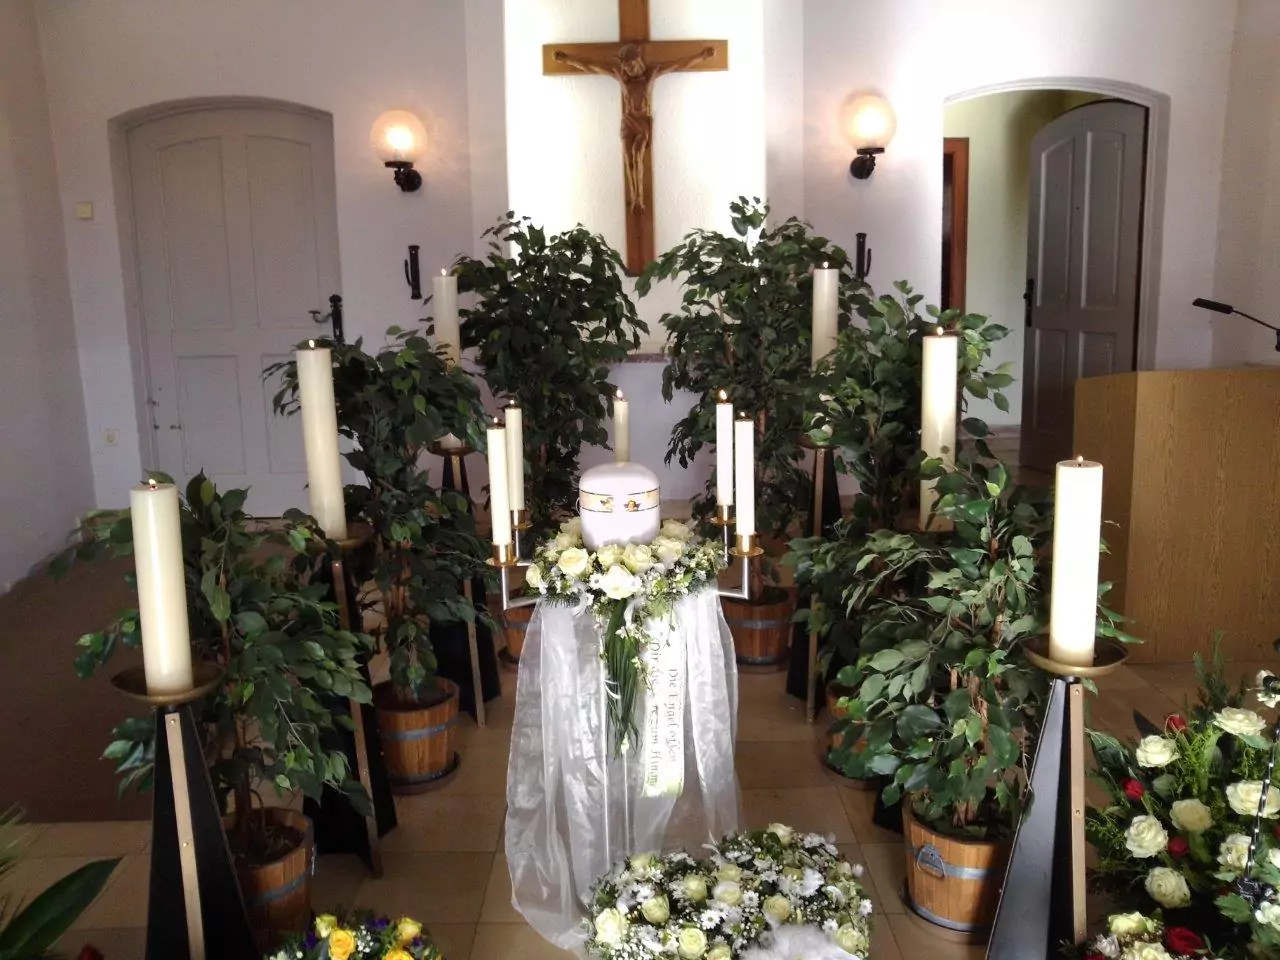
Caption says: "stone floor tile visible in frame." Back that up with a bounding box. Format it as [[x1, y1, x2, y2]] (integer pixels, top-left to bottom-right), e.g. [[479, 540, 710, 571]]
[[57, 926, 145, 958], [311, 853, 368, 913], [471, 921, 577, 958], [480, 853, 522, 924], [384, 794, 505, 853], [734, 740, 833, 789], [27, 820, 150, 858], [740, 787, 855, 842], [860, 842, 905, 916], [353, 852, 492, 924]]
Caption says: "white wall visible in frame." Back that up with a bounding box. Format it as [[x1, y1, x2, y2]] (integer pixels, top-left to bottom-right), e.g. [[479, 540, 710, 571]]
[[1213, 0, 1280, 367], [0, 0, 95, 590], [803, 0, 1237, 373], [37, 0, 499, 508], [943, 90, 1067, 426]]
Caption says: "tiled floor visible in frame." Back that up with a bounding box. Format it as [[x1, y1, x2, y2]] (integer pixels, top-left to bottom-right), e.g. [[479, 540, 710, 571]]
[[7, 659, 1263, 960]]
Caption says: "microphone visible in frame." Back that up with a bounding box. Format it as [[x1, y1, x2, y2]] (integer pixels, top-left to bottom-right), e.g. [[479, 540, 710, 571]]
[[1193, 297, 1280, 351], [1192, 297, 1233, 314]]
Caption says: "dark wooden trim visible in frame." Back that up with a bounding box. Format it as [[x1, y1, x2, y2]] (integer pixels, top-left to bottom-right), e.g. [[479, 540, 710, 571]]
[[943, 137, 970, 313]]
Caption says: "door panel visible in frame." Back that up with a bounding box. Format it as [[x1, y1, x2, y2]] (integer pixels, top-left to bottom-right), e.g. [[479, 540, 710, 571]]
[[129, 105, 340, 514], [1021, 100, 1146, 472]]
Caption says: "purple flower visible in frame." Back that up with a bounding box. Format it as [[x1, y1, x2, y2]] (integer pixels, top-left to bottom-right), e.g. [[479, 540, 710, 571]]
[[370, 916, 390, 930], [302, 933, 318, 950]]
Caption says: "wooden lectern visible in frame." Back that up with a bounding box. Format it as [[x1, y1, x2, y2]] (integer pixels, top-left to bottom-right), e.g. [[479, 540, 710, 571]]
[[1073, 368, 1280, 662]]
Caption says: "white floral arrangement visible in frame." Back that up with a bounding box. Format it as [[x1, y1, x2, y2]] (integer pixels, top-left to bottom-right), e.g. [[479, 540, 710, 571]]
[[526, 517, 724, 750], [585, 824, 872, 960], [1079, 911, 1220, 960]]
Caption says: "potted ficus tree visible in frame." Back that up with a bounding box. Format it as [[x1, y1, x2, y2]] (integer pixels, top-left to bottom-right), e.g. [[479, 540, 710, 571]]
[[639, 197, 863, 666], [54, 474, 375, 948], [788, 283, 1015, 766], [453, 214, 646, 535], [270, 328, 491, 791]]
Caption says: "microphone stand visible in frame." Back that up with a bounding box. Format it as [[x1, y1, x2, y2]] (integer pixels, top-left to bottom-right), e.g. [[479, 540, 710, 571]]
[[1192, 297, 1280, 351]]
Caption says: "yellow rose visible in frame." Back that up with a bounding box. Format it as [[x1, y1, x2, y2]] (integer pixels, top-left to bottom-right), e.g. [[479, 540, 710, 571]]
[[716, 863, 742, 882], [556, 547, 591, 578], [762, 894, 792, 923], [385, 952, 414, 960], [313, 914, 338, 938], [327, 929, 356, 960], [395, 917, 423, 944], [677, 926, 708, 959], [622, 542, 655, 573]]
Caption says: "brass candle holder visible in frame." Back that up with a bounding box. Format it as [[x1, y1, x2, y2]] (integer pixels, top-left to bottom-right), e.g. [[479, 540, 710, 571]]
[[112, 661, 257, 960]]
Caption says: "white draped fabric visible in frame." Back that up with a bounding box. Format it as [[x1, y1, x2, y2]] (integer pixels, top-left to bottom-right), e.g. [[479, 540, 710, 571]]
[[505, 587, 741, 952]]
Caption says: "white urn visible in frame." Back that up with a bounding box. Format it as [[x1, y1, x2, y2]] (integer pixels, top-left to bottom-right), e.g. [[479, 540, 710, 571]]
[[578, 462, 661, 550]]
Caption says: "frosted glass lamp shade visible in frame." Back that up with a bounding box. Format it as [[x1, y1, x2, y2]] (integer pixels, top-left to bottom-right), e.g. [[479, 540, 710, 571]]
[[370, 110, 427, 163], [843, 94, 897, 150]]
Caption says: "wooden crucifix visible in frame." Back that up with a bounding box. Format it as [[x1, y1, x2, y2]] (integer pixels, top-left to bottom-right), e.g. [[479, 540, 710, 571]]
[[543, 0, 728, 275]]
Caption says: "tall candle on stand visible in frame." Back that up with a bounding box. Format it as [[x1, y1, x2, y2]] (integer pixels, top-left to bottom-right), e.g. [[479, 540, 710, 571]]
[[613, 390, 630, 462], [811, 262, 839, 369], [504, 401, 525, 516], [130, 481, 194, 695], [433, 270, 460, 364], [715, 390, 734, 508], [1048, 457, 1105, 667], [734, 414, 756, 538], [487, 419, 512, 548], [295, 342, 349, 540], [919, 328, 959, 530]]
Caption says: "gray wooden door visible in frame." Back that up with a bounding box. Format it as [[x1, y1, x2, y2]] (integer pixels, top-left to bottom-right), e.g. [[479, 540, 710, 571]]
[[1021, 100, 1146, 471], [128, 105, 340, 514]]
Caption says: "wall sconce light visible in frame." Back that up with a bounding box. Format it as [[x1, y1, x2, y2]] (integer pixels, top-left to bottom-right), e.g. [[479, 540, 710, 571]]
[[371, 110, 426, 192], [843, 94, 897, 180]]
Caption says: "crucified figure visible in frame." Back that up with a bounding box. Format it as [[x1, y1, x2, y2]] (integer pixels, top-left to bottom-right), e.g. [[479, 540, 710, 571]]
[[554, 43, 716, 212]]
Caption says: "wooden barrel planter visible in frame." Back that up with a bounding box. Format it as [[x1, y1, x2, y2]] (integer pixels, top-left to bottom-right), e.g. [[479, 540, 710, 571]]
[[497, 603, 534, 669], [822, 682, 876, 791], [234, 808, 314, 951], [901, 803, 1008, 942], [722, 586, 795, 671], [374, 678, 460, 794]]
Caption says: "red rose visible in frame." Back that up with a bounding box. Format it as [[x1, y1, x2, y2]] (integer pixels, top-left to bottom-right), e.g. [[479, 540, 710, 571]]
[[1165, 713, 1188, 733], [1123, 778, 1145, 801], [1168, 836, 1190, 858], [1164, 927, 1204, 954]]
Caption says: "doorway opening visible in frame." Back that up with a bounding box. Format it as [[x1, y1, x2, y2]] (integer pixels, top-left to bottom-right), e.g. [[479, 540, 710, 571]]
[[942, 87, 1154, 474]]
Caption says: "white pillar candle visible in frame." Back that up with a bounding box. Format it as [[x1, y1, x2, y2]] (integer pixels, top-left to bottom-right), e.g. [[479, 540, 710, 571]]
[[734, 414, 756, 537], [487, 419, 512, 547], [433, 270, 460, 364], [1048, 457, 1105, 667], [613, 390, 630, 463], [919, 328, 959, 530], [715, 390, 734, 507], [504, 401, 525, 512], [130, 481, 194, 695], [295, 343, 348, 540], [811, 262, 839, 369]]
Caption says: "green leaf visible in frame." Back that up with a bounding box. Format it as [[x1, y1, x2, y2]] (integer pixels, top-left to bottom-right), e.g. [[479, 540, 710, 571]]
[[200, 569, 231, 622], [896, 704, 943, 740], [868, 649, 905, 672], [0, 858, 120, 956]]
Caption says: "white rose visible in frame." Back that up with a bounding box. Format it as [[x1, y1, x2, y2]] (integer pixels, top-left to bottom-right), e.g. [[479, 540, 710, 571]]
[[1215, 707, 1268, 738], [622, 542, 655, 573], [599, 564, 641, 600], [762, 894, 793, 924], [640, 894, 670, 924], [593, 907, 629, 946], [1219, 833, 1253, 871], [1134, 735, 1178, 768], [560, 517, 582, 538], [1256, 901, 1280, 931], [682, 875, 709, 902], [716, 863, 742, 882], [1121, 945, 1172, 960], [712, 880, 743, 906], [1228, 781, 1280, 818], [653, 535, 686, 567], [1124, 816, 1168, 859], [557, 547, 591, 579], [677, 926, 708, 959], [1144, 866, 1191, 908], [833, 924, 869, 955], [1169, 798, 1213, 833], [553, 531, 579, 551], [767, 822, 795, 845], [596, 543, 624, 568], [661, 518, 694, 541], [525, 563, 544, 591], [1257, 670, 1280, 708], [1109, 912, 1158, 937], [706, 944, 732, 960], [629, 852, 657, 873]]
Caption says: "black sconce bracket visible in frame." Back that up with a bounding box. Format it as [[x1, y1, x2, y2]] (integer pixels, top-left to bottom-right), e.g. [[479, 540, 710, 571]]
[[850, 146, 884, 180], [385, 160, 422, 193]]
